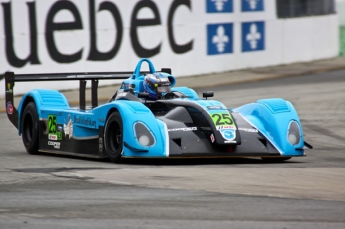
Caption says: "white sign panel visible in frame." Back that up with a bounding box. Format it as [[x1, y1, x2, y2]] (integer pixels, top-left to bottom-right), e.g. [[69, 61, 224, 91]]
[[0, 0, 338, 96]]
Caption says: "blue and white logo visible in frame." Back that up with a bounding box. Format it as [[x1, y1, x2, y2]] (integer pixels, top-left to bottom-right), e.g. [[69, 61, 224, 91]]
[[220, 129, 236, 141], [206, 0, 233, 13], [242, 21, 265, 52], [207, 23, 233, 55], [242, 0, 264, 12]]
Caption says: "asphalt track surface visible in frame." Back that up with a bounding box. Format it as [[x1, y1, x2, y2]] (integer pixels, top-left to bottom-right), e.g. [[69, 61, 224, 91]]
[[0, 69, 344, 229]]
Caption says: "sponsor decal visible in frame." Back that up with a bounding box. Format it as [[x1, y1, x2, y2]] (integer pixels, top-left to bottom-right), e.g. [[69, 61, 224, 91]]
[[6, 101, 13, 115], [239, 128, 258, 133], [209, 111, 236, 130], [118, 92, 127, 97], [6, 83, 13, 93], [220, 129, 236, 141], [74, 116, 96, 126], [57, 124, 63, 132], [48, 141, 60, 149], [208, 110, 237, 141], [210, 133, 215, 143], [48, 114, 62, 140], [48, 134, 58, 141], [168, 127, 197, 132], [56, 124, 63, 140], [64, 114, 73, 139], [207, 105, 224, 110], [98, 118, 105, 123], [216, 125, 235, 130]]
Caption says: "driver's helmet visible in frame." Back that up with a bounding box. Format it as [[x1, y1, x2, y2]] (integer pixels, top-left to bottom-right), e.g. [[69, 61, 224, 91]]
[[143, 73, 171, 100]]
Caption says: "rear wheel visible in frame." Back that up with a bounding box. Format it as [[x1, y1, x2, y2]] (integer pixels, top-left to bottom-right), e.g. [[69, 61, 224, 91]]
[[21, 102, 39, 154], [261, 157, 291, 162], [104, 112, 123, 163]]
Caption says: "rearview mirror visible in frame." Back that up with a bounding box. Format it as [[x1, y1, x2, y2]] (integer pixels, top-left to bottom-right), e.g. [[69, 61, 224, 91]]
[[203, 91, 214, 99]]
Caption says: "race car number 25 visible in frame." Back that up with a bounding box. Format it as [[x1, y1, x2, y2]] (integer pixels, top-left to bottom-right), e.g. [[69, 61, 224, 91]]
[[211, 113, 233, 126], [209, 111, 236, 131], [48, 115, 62, 140], [48, 115, 56, 134]]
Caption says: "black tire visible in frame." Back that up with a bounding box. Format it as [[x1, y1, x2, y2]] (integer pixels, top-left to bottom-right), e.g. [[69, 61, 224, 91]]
[[261, 157, 291, 163], [21, 102, 39, 155], [104, 112, 123, 163]]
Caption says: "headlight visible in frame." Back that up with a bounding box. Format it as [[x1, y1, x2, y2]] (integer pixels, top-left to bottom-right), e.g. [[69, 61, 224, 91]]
[[138, 135, 150, 146], [287, 121, 301, 145], [134, 122, 155, 147]]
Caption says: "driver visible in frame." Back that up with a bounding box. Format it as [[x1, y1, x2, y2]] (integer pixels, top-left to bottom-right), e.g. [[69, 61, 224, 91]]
[[143, 73, 171, 100]]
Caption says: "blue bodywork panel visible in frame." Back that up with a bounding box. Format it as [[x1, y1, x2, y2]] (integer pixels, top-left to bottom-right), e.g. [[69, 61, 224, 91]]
[[233, 98, 305, 156]]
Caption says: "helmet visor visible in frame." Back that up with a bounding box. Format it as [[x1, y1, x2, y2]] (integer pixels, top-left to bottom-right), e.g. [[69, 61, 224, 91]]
[[157, 86, 171, 93]]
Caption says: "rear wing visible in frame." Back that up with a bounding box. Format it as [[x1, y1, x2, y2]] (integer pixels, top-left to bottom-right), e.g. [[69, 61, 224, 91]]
[[1, 69, 171, 129]]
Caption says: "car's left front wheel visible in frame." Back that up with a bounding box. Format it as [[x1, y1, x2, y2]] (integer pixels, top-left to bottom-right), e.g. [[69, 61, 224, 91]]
[[104, 111, 123, 163], [21, 102, 39, 154]]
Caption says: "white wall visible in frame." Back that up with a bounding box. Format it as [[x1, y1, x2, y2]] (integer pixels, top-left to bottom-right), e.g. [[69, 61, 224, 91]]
[[0, 0, 339, 96]]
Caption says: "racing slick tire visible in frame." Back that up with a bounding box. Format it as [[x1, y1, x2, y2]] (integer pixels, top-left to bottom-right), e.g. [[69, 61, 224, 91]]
[[21, 102, 39, 155], [104, 111, 123, 163], [261, 157, 291, 162]]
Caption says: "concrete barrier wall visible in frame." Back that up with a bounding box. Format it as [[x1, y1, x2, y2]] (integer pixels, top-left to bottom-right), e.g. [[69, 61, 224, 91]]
[[0, 0, 338, 96], [337, 0, 345, 55]]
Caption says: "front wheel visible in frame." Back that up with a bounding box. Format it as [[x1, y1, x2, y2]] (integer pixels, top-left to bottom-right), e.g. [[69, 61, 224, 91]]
[[104, 112, 123, 163], [21, 102, 39, 154]]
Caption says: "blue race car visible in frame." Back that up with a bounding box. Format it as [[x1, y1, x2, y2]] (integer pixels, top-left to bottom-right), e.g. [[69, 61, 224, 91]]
[[3, 58, 312, 163]]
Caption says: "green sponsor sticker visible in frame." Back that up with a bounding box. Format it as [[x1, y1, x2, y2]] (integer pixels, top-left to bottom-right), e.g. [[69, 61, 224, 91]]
[[57, 132, 62, 141], [48, 114, 62, 140], [48, 115, 57, 134]]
